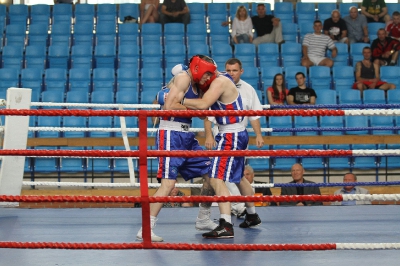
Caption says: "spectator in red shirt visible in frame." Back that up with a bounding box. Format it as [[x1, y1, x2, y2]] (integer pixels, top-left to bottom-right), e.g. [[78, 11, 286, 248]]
[[371, 28, 400, 66], [386, 11, 400, 41]]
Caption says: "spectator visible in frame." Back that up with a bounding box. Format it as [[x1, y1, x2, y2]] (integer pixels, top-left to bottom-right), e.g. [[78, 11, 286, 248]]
[[231, 5, 253, 45], [331, 173, 371, 206], [287, 72, 317, 105], [266, 73, 289, 105], [163, 186, 193, 207], [280, 163, 323, 206], [251, 3, 284, 47], [371, 28, 400, 66], [353, 46, 396, 95], [361, 0, 390, 23], [159, 0, 190, 25], [323, 9, 349, 44], [302, 20, 337, 68], [386, 11, 400, 41], [344, 6, 370, 45], [140, 0, 159, 24]]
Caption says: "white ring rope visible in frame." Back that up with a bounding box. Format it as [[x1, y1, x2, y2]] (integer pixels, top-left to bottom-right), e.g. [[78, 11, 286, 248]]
[[31, 102, 159, 109], [343, 194, 400, 201], [345, 109, 400, 116], [26, 127, 263, 133], [336, 243, 400, 250]]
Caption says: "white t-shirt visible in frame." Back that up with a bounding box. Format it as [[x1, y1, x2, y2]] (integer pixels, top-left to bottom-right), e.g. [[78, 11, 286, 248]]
[[303, 33, 336, 58]]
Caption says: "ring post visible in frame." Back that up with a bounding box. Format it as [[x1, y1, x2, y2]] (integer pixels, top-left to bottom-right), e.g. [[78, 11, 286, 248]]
[[0, 88, 31, 206]]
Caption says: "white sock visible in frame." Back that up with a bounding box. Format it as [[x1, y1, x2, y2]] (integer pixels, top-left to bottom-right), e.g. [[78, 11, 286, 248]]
[[150, 215, 157, 227], [246, 207, 256, 214], [197, 205, 210, 219], [221, 214, 231, 224]]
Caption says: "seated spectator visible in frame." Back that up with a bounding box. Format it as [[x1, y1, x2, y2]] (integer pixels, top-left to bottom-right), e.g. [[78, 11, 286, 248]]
[[266, 73, 288, 105], [386, 11, 400, 41], [353, 46, 396, 95], [251, 3, 284, 47], [361, 0, 390, 23], [302, 20, 337, 69], [159, 0, 190, 25], [323, 9, 349, 44], [344, 6, 370, 45], [140, 0, 159, 24], [162, 186, 193, 208], [287, 72, 317, 105], [280, 163, 323, 206], [231, 5, 253, 45], [371, 28, 400, 66], [331, 173, 372, 206]]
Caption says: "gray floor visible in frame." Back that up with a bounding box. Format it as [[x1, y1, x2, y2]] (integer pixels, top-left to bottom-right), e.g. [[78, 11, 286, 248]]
[[1, 206, 400, 266]]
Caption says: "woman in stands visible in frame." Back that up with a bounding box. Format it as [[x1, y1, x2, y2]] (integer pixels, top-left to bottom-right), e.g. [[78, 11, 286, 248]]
[[140, 0, 160, 24], [231, 5, 253, 44], [266, 73, 289, 105]]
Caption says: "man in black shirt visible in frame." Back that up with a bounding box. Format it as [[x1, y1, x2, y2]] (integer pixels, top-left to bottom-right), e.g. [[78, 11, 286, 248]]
[[287, 72, 317, 105], [252, 4, 284, 47], [159, 0, 190, 25], [323, 9, 349, 44]]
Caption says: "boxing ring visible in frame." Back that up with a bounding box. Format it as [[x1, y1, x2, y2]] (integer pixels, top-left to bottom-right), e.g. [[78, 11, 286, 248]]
[[0, 88, 400, 265]]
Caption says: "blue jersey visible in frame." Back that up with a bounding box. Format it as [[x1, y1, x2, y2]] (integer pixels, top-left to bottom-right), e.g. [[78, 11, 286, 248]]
[[160, 71, 199, 124], [210, 72, 245, 125]]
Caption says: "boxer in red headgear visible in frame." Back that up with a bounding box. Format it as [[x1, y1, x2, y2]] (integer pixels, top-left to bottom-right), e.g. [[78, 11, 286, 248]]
[[189, 55, 217, 92]]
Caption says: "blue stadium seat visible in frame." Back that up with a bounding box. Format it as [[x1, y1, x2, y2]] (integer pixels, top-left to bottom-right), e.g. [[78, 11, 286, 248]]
[[296, 2, 316, 25], [380, 66, 400, 89], [117, 44, 139, 69], [94, 44, 116, 69], [90, 90, 115, 106], [328, 43, 349, 66], [141, 44, 163, 68], [48, 45, 70, 69], [229, 3, 250, 19], [300, 145, 326, 170], [30, 4, 51, 25], [115, 89, 139, 106], [118, 23, 139, 46], [274, 2, 294, 24], [338, 90, 362, 105], [284, 66, 307, 89], [60, 147, 86, 173], [207, 3, 228, 24], [186, 23, 207, 45], [52, 4, 73, 25], [240, 66, 260, 90], [73, 22, 94, 46], [141, 67, 164, 89], [95, 21, 117, 46], [317, 3, 337, 22], [209, 21, 230, 45], [351, 144, 378, 169], [21, 68, 44, 95], [66, 90, 90, 108], [141, 23, 162, 46], [74, 4, 95, 24], [294, 116, 318, 136], [0, 4, 6, 25], [117, 66, 140, 93], [367, 22, 386, 40], [41, 90, 65, 109], [71, 44, 93, 69], [315, 89, 337, 106], [4, 24, 26, 47], [260, 66, 282, 91], [2, 45, 24, 69], [87, 146, 112, 173], [363, 89, 386, 104], [282, 22, 298, 43], [387, 89, 400, 104], [164, 23, 185, 45], [96, 3, 117, 24], [268, 116, 292, 136], [332, 66, 354, 92], [188, 43, 210, 59], [25, 45, 47, 69], [298, 21, 314, 43], [386, 4, 400, 17], [281, 43, 302, 67], [69, 68, 92, 93], [88, 116, 113, 136], [0, 68, 20, 97], [37, 116, 62, 137], [370, 115, 395, 135], [320, 116, 344, 136], [258, 43, 280, 67], [114, 116, 138, 137], [350, 43, 368, 67], [50, 22, 71, 47], [309, 66, 332, 90], [246, 158, 269, 172], [327, 144, 351, 170], [44, 68, 67, 92], [187, 3, 206, 24], [63, 117, 87, 137], [8, 4, 28, 26], [92, 68, 116, 92], [33, 147, 59, 173], [339, 3, 354, 18], [345, 116, 369, 135], [165, 43, 186, 66], [271, 145, 298, 170], [118, 3, 139, 24], [234, 43, 257, 67], [28, 23, 49, 46]]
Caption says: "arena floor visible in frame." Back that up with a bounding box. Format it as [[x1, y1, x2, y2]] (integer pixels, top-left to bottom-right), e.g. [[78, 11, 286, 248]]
[[0, 206, 399, 265]]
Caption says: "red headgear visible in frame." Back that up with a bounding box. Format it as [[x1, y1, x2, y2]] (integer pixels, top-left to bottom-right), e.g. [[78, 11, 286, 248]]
[[189, 55, 217, 91]]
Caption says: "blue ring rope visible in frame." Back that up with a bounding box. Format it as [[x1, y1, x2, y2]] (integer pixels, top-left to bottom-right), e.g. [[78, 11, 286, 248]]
[[274, 181, 400, 187]]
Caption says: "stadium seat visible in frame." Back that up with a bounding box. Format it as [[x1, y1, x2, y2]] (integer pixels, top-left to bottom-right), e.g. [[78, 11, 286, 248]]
[[164, 23, 185, 45], [316, 89, 337, 105], [186, 23, 207, 45], [207, 3, 228, 24], [281, 43, 302, 67], [2, 45, 24, 69], [21, 68, 44, 95], [345, 116, 369, 135], [37, 115, 62, 137], [274, 2, 294, 24], [88, 116, 113, 137], [95, 21, 117, 46], [92, 68, 116, 91], [239, 66, 260, 90], [309, 66, 332, 90], [50, 22, 71, 47], [370, 115, 395, 135], [94, 44, 116, 69], [327, 144, 351, 170], [234, 43, 257, 67], [294, 116, 318, 136], [8, 4, 28, 26], [351, 144, 378, 169], [260, 66, 282, 90], [4, 24, 26, 47], [44, 68, 68, 92], [87, 146, 112, 174], [165, 43, 187, 70], [52, 3, 73, 25], [25, 45, 47, 69], [258, 43, 280, 67], [328, 43, 349, 66], [114, 116, 138, 137], [271, 145, 298, 170], [41, 90, 65, 109], [380, 66, 400, 89], [0, 68, 20, 97], [317, 3, 337, 22], [320, 116, 344, 136], [187, 3, 206, 24], [296, 2, 316, 25], [91, 90, 114, 105], [387, 89, 400, 104], [339, 3, 354, 18], [338, 90, 361, 105], [71, 44, 93, 69], [209, 21, 230, 45], [141, 44, 163, 68], [268, 116, 293, 136], [282, 22, 298, 43], [298, 22, 314, 43], [65, 90, 90, 109], [74, 4, 95, 24], [30, 4, 51, 25], [141, 23, 162, 46], [332, 66, 354, 92], [116, 65, 140, 93], [363, 89, 386, 104], [60, 147, 87, 173], [118, 3, 139, 24], [117, 44, 139, 70], [96, 3, 117, 24], [68, 68, 92, 93], [33, 147, 59, 173], [141, 67, 164, 89], [350, 43, 368, 67], [284, 66, 307, 89], [118, 23, 139, 46], [48, 45, 70, 69], [73, 22, 94, 46]]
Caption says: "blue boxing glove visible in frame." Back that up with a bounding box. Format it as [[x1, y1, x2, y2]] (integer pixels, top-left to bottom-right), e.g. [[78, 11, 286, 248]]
[[171, 64, 188, 77], [156, 87, 170, 106]]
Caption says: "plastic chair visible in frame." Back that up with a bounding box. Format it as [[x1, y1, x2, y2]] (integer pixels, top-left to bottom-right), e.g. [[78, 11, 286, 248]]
[[234, 43, 257, 67], [2, 45, 24, 69], [116, 68, 139, 95], [387, 89, 400, 104], [294, 116, 318, 136], [33, 147, 59, 173], [332, 66, 354, 92], [87, 147, 112, 174], [0, 4, 6, 25], [274, 2, 294, 24], [92, 68, 116, 91], [350, 43, 369, 67], [5, 24, 26, 47], [50, 22, 71, 47], [25, 45, 47, 69], [320, 116, 344, 136], [21, 68, 44, 94], [48, 45, 70, 69], [41, 90, 65, 107], [284, 66, 307, 89], [44, 68, 67, 92], [94, 44, 116, 69], [260, 66, 282, 90], [380, 66, 400, 89], [271, 145, 298, 170], [268, 116, 293, 136], [309, 66, 332, 90], [296, 3, 316, 24], [90, 90, 115, 105], [118, 23, 139, 46], [117, 44, 139, 69], [328, 43, 349, 66], [370, 116, 395, 135], [229, 3, 250, 19], [368, 22, 386, 40], [186, 23, 207, 45], [207, 3, 228, 24], [164, 23, 185, 45], [71, 44, 93, 69], [52, 4, 73, 25], [345, 116, 369, 135], [300, 144, 326, 170], [74, 4, 95, 24], [8, 4, 28, 26], [187, 3, 206, 24], [0, 68, 20, 94], [210, 43, 231, 58], [60, 147, 86, 173], [116, 90, 139, 106], [96, 3, 117, 24], [258, 43, 280, 67], [69, 68, 92, 93], [30, 4, 51, 25], [339, 3, 354, 18], [141, 67, 164, 88], [209, 21, 230, 45], [281, 43, 302, 67], [141, 44, 163, 68], [315, 89, 337, 105], [65, 90, 89, 108], [363, 89, 386, 104], [282, 22, 298, 43], [338, 90, 362, 105], [165, 43, 187, 68], [351, 144, 378, 169], [318, 3, 337, 22], [298, 22, 314, 43], [118, 3, 139, 24], [95, 21, 116, 46], [27, 23, 49, 47], [327, 144, 351, 170], [73, 22, 94, 46], [88, 116, 113, 135], [141, 23, 162, 46], [114, 116, 138, 137], [240, 66, 260, 90]]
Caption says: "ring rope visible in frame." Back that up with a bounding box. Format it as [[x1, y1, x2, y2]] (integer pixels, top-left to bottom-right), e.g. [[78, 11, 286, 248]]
[[21, 181, 400, 188]]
